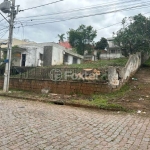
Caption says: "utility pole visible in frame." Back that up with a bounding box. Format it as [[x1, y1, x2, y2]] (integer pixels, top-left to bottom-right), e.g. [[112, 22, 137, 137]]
[[0, 0, 18, 92]]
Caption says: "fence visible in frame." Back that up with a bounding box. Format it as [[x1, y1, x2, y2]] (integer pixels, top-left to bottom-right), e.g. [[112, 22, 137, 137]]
[[0, 66, 108, 83]]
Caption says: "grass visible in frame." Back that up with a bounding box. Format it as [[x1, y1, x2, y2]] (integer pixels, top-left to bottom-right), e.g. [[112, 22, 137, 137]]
[[1, 84, 131, 112], [52, 58, 128, 69], [67, 84, 130, 111]]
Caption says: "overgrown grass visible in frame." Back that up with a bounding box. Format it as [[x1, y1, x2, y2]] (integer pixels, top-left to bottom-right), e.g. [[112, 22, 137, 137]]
[[53, 58, 128, 69], [67, 84, 130, 111]]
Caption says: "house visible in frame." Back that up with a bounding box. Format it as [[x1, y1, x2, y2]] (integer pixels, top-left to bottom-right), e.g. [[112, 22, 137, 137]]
[[43, 45, 83, 66], [0, 38, 36, 62], [99, 38, 124, 59], [6, 42, 83, 67]]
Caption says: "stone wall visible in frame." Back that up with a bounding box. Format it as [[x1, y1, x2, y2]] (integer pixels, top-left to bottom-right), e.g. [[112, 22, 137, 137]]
[[0, 78, 111, 95], [108, 52, 141, 88]]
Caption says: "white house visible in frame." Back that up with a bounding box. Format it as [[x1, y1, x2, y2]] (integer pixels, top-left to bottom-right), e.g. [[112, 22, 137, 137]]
[[11, 42, 83, 67], [100, 38, 124, 59]]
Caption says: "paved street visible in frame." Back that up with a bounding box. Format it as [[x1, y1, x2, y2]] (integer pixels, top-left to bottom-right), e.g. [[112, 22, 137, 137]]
[[0, 97, 150, 150]]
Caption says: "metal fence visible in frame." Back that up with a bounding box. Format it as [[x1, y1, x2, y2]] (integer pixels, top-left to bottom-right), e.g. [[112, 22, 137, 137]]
[[0, 66, 108, 82]]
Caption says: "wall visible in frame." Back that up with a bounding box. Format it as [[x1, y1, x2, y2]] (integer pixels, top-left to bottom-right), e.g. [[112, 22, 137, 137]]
[[43, 46, 52, 66], [0, 53, 143, 95], [100, 53, 124, 59], [0, 78, 111, 95], [19, 46, 44, 67], [84, 55, 95, 61], [108, 52, 141, 88], [52, 47, 64, 65], [77, 58, 81, 64], [12, 57, 21, 66], [68, 55, 73, 65]]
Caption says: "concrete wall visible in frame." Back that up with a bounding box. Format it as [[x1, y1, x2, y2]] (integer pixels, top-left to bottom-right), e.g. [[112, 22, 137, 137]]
[[43, 46, 52, 66], [108, 52, 141, 88], [84, 55, 95, 61], [67, 55, 73, 65], [14, 46, 44, 67], [77, 58, 81, 64], [12, 57, 21, 66], [100, 53, 124, 59], [52, 47, 64, 65]]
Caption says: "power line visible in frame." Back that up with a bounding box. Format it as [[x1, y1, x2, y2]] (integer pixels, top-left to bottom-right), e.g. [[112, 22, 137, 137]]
[[0, 12, 9, 24], [19, 0, 64, 12], [0, 29, 9, 39], [15, 2, 150, 28], [0, 27, 9, 31], [16, 0, 150, 25], [17, 0, 142, 20], [97, 12, 150, 31], [17, 1, 141, 23], [97, 22, 122, 31]]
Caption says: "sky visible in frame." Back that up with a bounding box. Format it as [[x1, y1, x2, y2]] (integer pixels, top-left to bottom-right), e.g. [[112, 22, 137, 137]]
[[0, 0, 150, 43]]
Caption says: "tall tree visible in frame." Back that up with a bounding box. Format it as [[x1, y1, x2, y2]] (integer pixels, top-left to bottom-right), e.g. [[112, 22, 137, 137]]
[[58, 34, 66, 42], [68, 25, 97, 55], [114, 14, 150, 56], [95, 37, 108, 50]]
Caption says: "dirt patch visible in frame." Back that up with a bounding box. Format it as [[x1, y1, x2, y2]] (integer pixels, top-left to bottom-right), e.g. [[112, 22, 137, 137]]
[[113, 67, 150, 115]]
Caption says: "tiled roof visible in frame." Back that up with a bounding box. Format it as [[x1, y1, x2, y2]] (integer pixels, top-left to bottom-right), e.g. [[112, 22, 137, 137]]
[[59, 41, 72, 49]]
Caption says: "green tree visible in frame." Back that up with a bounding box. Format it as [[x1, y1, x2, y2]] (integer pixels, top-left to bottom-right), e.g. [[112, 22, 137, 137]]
[[95, 37, 108, 60], [114, 14, 150, 56], [58, 34, 66, 42], [68, 25, 97, 55], [95, 37, 108, 50]]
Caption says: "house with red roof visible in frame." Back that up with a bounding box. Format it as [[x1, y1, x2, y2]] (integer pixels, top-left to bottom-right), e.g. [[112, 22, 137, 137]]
[[59, 41, 72, 50]]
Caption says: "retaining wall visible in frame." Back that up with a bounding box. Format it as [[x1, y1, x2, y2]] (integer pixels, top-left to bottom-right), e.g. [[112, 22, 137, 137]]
[[0, 79, 111, 95], [108, 52, 141, 89]]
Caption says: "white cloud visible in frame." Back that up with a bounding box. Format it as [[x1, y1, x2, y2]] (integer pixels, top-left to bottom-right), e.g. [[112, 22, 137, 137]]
[[0, 0, 149, 43]]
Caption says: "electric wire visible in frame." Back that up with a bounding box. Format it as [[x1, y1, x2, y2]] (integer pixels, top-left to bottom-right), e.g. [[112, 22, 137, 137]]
[[17, 0, 141, 19], [14, 2, 150, 28], [15, 1, 150, 25], [97, 22, 122, 31], [19, 0, 64, 12], [0, 29, 9, 40], [0, 12, 9, 24]]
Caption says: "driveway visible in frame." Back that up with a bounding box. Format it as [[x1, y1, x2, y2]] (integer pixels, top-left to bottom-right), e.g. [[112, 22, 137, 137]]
[[0, 97, 150, 150]]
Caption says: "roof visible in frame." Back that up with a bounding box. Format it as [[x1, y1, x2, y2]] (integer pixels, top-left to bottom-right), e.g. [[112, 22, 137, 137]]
[[0, 38, 36, 48], [107, 37, 114, 41], [65, 49, 83, 59], [59, 41, 72, 49]]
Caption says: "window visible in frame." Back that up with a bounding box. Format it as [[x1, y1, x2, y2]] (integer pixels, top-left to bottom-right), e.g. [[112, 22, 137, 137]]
[[111, 50, 115, 54], [73, 57, 77, 64]]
